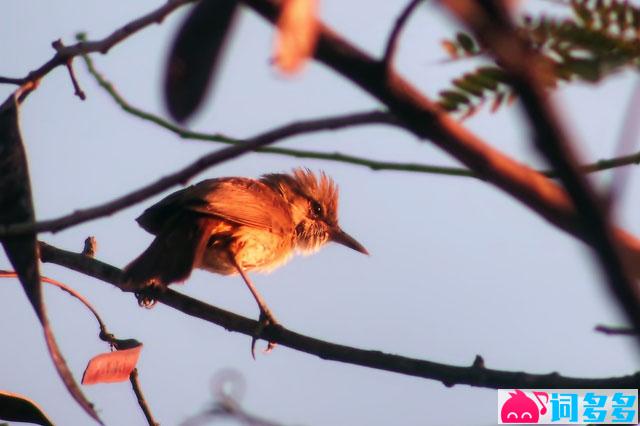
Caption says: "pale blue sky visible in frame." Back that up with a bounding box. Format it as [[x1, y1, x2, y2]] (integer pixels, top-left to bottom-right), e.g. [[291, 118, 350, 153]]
[[1, 1, 638, 425]]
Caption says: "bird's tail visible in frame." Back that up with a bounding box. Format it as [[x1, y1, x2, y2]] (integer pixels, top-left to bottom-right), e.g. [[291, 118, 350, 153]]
[[122, 213, 211, 290]]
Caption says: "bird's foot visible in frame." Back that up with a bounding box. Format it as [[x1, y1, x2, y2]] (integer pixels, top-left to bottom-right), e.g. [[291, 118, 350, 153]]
[[251, 310, 279, 359], [134, 284, 163, 309], [135, 292, 157, 308]]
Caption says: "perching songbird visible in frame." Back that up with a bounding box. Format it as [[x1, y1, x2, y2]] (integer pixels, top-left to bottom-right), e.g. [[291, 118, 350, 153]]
[[122, 168, 368, 352]]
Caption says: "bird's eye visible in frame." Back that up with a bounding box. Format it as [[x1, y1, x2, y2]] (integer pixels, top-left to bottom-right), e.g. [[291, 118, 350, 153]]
[[310, 200, 323, 217]]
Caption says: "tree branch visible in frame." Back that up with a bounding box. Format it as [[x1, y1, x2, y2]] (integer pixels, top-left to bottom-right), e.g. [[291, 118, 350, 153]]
[[442, 1, 640, 336], [595, 325, 637, 336], [50, 39, 87, 101], [0, 110, 402, 238], [237, 0, 640, 281], [38, 241, 640, 389], [129, 369, 159, 426], [0, 269, 157, 424], [83, 51, 640, 179], [0, 0, 194, 97], [382, 0, 424, 70]]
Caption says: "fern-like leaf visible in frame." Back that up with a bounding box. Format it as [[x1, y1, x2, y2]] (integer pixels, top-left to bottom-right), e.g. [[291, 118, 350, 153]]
[[438, 0, 640, 116]]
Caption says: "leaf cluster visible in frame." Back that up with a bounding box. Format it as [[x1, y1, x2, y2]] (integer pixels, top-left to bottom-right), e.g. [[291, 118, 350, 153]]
[[439, 0, 640, 116]]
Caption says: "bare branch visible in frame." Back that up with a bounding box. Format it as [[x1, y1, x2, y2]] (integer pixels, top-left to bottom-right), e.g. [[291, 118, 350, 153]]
[[64, 60, 86, 100], [0, 110, 405, 238], [0, 0, 194, 98], [83, 52, 640, 179], [129, 369, 159, 426], [595, 325, 637, 336], [382, 0, 424, 70], [38, 241, 640, 389], [52, 40, 86, 101], [0, 76, 25, 85]]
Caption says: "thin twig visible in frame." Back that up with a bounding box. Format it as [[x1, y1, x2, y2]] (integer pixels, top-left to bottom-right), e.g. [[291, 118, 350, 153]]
[[382, 0, 424, 70], [442, 1, 640, 339], [0, 270, 108, 335], [83, 53, 640, 179], [0, 110, 407, 238], [0, 269, 157, 422], [595, 325, 637, 336], [52, 39, 86, 101], [82, 236, 97, 257], [609, 77, 640, 206], [38, 241, 640, 389], [0, 0, 194, 98], [129, 369, 159, 426], [64, 60, 86, 101]]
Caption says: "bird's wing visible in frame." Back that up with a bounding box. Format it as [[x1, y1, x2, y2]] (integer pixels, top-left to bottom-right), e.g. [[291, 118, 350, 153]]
[[137, 178, 293, 236]]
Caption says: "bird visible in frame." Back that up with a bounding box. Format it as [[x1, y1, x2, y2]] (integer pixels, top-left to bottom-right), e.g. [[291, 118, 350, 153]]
[[122, 168, 368, 353]]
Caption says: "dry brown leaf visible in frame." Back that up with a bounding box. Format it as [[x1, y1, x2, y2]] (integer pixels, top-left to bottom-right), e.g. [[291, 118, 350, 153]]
[[82, 345, 142, 385], [0, 94, 103, 424], [274, 0, 320, 74]]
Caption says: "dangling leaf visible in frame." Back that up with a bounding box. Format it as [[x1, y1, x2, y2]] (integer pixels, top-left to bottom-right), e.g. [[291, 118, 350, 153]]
[[0, 391, 54, 426], [164, 0, 238, 122], [274, 0, 320, 74], [82, 343, 143, 385], [0, 94, 102, 425]]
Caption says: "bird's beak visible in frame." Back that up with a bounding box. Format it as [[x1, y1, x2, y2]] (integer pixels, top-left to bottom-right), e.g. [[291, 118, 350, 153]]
[[330, 227, 369, 255]]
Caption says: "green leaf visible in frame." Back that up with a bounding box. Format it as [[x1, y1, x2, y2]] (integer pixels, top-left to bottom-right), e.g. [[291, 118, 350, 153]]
[[456, 32, 476, 53], [453, 77, 485, 97], [439, 90, 469, 105], [477, 66, 509, 84]]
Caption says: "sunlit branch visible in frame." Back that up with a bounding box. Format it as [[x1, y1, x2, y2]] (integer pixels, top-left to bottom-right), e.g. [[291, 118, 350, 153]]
[[237, 0, 640, 283], [442, 1, 640, 338], [38, 241, 640, 389]]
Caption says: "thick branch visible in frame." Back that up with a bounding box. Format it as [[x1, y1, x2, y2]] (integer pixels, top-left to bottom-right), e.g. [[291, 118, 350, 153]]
[[38, 241, 640, 389], [443, 1, 640, 335], [237, 0, 640, 281]]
